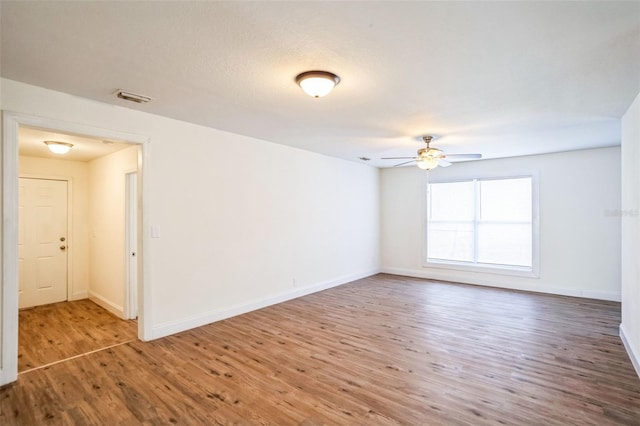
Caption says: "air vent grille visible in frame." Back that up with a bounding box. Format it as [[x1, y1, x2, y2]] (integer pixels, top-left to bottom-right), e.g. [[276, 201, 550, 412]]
[[116, 90, 152, 104]]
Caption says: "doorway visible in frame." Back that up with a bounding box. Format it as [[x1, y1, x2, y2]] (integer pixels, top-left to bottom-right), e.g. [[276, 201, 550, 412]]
[[17, 128, 139, 373], [1, 112, 151, 386]]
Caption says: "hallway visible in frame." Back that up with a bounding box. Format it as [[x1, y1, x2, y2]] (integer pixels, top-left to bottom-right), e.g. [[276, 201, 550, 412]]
[[18, 299, 137, 373]]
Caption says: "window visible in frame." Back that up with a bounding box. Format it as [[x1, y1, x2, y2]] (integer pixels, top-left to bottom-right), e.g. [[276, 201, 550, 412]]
[[426, 176, 537, 275]]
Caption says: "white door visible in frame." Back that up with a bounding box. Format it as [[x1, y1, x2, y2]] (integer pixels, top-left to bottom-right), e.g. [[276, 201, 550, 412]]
[[18, 178, 68, 308]]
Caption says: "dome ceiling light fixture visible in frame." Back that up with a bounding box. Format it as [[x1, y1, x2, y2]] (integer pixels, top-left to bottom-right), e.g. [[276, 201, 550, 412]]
[[295, 71, 340, 98], [44, 141, 74, 154]]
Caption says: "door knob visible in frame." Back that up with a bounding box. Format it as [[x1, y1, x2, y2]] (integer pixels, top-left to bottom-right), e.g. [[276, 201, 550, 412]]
[[60, 245, 66, 250], [60, 237, 66, 242]]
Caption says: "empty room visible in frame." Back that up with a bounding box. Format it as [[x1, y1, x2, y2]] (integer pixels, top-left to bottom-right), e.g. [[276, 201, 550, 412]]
[[1, 1, 640, 425]]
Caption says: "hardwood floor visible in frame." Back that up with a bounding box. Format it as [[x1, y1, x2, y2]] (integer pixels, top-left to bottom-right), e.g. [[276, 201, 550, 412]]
[[17, 299, 138, 372], [2, 274, 639, 425]]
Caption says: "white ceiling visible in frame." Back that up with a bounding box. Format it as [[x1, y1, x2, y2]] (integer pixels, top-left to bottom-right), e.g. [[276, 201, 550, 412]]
[[19, 126, 133, 162], [2, 1, 639, 168]]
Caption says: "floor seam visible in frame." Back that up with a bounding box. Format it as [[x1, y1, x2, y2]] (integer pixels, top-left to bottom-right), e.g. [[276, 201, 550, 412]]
[[18, 338, 137, 375]]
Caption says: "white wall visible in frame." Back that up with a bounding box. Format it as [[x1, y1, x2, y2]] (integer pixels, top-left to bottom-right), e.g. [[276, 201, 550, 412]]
[[621, 91, 640, 376], [150, 127, 380, 335], [18, 156, 90, 300], [382, 147, 621, 301], [1, 79, 380, 340], [88, 146, 138, 317]]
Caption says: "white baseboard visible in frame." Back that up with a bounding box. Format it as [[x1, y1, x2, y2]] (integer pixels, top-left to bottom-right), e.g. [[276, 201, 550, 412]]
[[89, 291, 125, 319], [620, 324, 640, 378], [151, 269, 380, 340], [70, 291, 88, 301], [380, 267, 621, 302]]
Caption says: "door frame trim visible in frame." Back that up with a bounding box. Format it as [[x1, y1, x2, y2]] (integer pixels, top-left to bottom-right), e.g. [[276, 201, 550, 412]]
[[1, 111, 153, 385], [124, 170, 138, 320], [18, 175, 75, 303]]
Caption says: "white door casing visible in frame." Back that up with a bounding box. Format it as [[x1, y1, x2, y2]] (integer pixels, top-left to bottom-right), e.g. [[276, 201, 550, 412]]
[[125, 171, 138, 319], [18, 178, 68, 308]]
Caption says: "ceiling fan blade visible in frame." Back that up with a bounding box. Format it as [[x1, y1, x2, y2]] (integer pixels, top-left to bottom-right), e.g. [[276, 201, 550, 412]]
[[438, 159, 452, 167], [445, 153, 482, 159], [393, 160, 417, 167], [381, 156, 417, 160]]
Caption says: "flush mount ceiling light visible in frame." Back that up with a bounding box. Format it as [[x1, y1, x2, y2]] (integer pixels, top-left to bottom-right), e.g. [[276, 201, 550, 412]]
[[295, 71, 340, 98], [44, 141, 74, 154]]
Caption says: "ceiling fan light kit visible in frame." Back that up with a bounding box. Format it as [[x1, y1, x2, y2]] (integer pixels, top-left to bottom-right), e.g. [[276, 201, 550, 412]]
[[416, 156, 439, 170], [295, 71, 340, 98]]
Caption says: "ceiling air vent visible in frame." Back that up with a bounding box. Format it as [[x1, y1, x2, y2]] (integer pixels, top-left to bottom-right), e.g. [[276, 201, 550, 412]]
[[116, 90, 152, 104]]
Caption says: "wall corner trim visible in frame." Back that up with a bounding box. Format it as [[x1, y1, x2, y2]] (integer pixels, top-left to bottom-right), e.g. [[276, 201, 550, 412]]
[[89, 291, 125, 320], [151, 269, 380, 340], [620, 323, 640, 379]]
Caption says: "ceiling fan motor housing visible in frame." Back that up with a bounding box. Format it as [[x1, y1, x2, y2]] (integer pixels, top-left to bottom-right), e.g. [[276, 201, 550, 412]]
[[418, 147, 444, 158]]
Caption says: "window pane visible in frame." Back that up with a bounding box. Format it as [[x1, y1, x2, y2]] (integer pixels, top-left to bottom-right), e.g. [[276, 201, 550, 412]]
[[477, 223, 532, 267], [480, 178, 532, 222], [427, 222, 474, 262], [429, 181, 474, 221]]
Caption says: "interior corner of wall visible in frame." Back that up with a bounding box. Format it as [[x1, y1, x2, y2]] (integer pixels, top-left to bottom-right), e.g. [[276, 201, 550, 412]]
[[620, 323, 640, 378]]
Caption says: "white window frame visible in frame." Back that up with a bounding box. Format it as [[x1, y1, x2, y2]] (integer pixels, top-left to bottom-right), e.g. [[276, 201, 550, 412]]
[[423, 173, 540, 278]]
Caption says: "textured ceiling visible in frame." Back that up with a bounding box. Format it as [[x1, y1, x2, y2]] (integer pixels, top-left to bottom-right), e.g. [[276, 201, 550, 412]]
[[2, 1, 639, 167]]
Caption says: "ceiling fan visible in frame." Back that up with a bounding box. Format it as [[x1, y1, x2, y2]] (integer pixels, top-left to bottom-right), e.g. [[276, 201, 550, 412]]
[[381, 136, 482, 170]]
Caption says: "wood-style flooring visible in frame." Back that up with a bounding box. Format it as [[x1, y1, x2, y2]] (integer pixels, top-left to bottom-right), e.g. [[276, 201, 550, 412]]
[[18, 299, 137, 372], [2, 274, 640, 425]]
